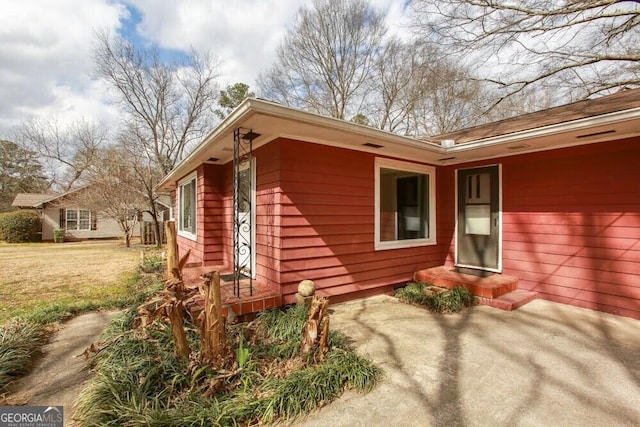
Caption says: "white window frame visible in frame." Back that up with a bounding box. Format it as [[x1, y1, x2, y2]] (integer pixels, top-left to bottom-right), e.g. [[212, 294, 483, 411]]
[[178, 172, 197, 241], [374, 158, 437, 250], [66, 209, 92, 231]]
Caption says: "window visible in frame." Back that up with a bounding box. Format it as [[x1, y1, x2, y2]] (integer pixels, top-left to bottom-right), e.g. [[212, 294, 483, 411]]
[[65, 209, 93, 231], [179, 174, 197, 238], [375, 158, 436, 250]]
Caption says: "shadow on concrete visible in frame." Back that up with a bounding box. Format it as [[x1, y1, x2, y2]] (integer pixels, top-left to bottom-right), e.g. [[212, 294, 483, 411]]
[[296, 295, 640, 426]]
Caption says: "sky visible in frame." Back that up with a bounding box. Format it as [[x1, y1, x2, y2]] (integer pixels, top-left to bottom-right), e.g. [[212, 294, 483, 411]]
[[0, 0, 412, 138]]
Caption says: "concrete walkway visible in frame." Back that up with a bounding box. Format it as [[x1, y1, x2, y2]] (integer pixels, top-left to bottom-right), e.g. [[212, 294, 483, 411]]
[[5, 311, 119, 426], [296, 296, 640, 426]]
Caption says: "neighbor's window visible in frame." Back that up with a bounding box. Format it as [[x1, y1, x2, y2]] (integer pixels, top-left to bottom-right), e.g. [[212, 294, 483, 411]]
[[375, 158, 436, 250], [66, 209, 93, 231], [179, 174, 197, 237]]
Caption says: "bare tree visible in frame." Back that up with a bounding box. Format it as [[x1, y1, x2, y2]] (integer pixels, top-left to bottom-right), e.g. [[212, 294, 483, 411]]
[[407, 57, 487, 136], [94, 30, 219, 175], [117, 124, 167, 247], [258, 0, 387, 120], [94, 30, 219, 245], [79, 146, 147, 247], [13, 118, 107, 191], [411, 0, 640, 107], [369, 39, 429, 133], [356, 39, 486, 136]]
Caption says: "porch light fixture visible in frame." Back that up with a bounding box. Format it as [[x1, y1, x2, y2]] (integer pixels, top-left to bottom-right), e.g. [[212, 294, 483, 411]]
[[241, 130, 261, 142]]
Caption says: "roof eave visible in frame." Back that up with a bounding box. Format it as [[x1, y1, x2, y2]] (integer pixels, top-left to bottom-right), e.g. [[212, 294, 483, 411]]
[[450, 106, 640, 153], [156, 98, 444, 192]]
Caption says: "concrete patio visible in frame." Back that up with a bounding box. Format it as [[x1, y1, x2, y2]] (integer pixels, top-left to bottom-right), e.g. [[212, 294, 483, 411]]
[[296, 295, 640, 426]]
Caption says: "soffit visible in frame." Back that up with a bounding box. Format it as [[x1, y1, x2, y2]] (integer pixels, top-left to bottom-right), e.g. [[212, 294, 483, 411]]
[[157, 97, 640, 192]]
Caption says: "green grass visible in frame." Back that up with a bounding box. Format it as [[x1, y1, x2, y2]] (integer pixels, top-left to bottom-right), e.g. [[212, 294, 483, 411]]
[[75, 305, 382, 426], [0, 254, 163, 394], [0, 241, 148, 324], [395, 282, 476, 313]]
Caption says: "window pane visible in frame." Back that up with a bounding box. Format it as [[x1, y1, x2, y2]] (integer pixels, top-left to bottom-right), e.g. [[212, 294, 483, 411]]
[[465, 205, 491, 235], [379, 168, 429, 242], [189, 179, 196, 233], [79, 210, 91, 230], [66, 209, 78, 230], [180, 178, 196, 234]]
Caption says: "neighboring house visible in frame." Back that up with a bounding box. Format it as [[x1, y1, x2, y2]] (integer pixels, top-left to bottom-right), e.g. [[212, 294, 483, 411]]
[[157, 89, 640, 320], [12, 188, 135, 241]]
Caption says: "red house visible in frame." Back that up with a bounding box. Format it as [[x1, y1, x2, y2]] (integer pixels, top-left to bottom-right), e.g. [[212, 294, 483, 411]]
[[157, 89, 640, 320]]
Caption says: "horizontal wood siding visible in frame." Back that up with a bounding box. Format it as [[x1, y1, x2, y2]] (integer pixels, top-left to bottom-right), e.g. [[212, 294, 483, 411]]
[[450, 137, 640, 319], [177, 163, 226, 267], [200, 163, 225, 265], [276, 138, 449, 303], [177, 232, 202, 266], [255, 142, 282, 289]]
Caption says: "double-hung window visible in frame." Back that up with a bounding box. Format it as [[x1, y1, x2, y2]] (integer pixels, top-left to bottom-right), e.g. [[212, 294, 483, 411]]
[[66, 209, 92, 231], [375, 158, 436, 250], [179, 174, 197, 238]]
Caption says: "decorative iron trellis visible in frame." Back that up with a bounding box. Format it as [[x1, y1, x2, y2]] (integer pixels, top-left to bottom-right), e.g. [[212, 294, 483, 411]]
[[233, 128, 259, 297]]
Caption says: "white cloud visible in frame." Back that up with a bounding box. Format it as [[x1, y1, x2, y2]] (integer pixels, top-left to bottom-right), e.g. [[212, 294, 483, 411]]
[[125, 0, 313, 86], [124, 0, 409, 86], [0, 0, 411, 137], [0, 0, 126, 135]]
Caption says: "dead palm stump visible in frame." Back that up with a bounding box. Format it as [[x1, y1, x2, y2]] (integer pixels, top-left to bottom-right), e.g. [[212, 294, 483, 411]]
[[301, 295, 330, 360], [200, 271, 227, 366]]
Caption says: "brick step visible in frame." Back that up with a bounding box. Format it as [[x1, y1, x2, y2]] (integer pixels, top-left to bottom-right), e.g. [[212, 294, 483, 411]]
[[414, 266, 518, 299], [187, 293, 283, 323], [181, 265, 283, 322], [477, 290, 538, 311]]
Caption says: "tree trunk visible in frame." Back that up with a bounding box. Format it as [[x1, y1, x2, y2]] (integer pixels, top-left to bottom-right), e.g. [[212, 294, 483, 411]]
[[153, 214, 162, 248]]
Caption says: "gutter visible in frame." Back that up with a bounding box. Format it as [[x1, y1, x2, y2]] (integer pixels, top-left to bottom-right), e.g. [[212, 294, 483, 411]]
[[157, 100, 640, 191], [448, 107, 640, 152]]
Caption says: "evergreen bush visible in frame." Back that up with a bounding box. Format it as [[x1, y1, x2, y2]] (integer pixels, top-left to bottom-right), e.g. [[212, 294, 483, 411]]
[[0, 210, 41, 243]]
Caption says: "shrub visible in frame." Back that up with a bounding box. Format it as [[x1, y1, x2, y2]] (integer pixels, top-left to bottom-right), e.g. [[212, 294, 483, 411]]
[[0, 210, 41, 243], [395, 282, 475, 313], [0, 320, 48, 393], [140, 254, 165, 273], [75, 305, 382, 426], [53, 228, 65, 243]]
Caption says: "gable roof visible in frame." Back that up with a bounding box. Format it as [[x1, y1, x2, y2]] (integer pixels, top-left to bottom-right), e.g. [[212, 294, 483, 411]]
[[157, 90, 640, 192], [12, 186, 92, 208], [434, 88, 640, 144], [12, 193, 55, 208]]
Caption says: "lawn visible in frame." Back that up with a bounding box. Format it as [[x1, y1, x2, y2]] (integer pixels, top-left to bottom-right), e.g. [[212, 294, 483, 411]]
[[0, 241, 145, 324]]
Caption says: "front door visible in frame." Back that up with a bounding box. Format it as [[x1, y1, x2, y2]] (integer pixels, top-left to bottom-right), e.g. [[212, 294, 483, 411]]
[[456, 165, 501, 271]]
